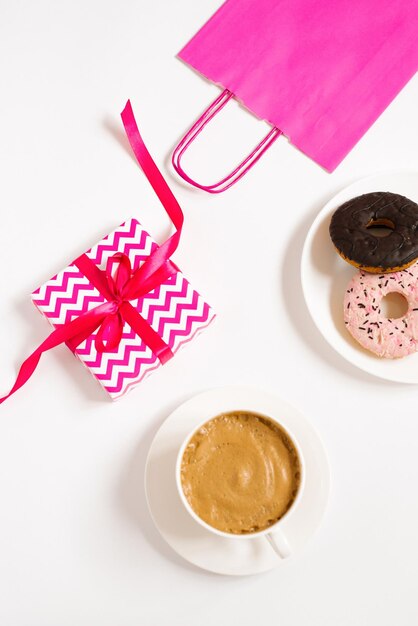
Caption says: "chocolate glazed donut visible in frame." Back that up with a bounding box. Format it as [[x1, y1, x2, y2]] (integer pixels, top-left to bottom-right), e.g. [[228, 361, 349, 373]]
[[329, 192, 418, 273]]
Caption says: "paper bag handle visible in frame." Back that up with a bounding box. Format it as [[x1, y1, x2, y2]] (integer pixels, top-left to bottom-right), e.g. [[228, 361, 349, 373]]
[[172, 89, 282, 193]]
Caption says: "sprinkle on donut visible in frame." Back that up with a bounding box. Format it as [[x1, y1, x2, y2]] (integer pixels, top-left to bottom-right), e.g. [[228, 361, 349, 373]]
[[344, 263, 418, 358]]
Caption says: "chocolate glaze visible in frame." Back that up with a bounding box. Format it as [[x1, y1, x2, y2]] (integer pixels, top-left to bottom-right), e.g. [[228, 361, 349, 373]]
[[329, 192, 418, 270]]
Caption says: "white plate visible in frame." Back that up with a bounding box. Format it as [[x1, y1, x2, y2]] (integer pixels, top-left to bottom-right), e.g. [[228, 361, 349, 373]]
[[144, 386, 330, 576], [301, 170, 418, 384]]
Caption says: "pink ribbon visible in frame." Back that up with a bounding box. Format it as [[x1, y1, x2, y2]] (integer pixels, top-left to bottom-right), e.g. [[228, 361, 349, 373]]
[[0, 100, 184, 404], [69, 251, 177, 360]]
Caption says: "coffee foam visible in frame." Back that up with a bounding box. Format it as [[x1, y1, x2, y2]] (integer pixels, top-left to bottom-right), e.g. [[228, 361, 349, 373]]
[[180, 411, 301, 534]]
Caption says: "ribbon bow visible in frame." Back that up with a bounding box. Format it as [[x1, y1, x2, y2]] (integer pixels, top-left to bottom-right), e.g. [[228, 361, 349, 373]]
[[69, 250, 177, 361], [90, 252, 147, 354], [0, 100, 184, 404]]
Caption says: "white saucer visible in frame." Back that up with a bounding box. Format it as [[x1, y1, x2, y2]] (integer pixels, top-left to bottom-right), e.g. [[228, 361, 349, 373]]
[[144, 386, 330, 576], [301, 170, 418, 384]]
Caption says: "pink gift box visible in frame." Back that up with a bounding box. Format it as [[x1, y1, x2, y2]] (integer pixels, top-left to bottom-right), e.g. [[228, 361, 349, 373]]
[[31, 218, 215, 399]]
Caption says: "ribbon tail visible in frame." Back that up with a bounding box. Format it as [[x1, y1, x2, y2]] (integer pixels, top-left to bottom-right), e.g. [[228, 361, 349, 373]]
[[120, 301, 173, 364], [0, 309, 107, 405], [94, 312, 124, 353], [0, 344, 45, 405], [120, 101, 184, 283]]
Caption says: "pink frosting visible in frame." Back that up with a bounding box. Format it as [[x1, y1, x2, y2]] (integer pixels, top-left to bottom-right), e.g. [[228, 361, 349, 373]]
[[344, 264, 418, 358]]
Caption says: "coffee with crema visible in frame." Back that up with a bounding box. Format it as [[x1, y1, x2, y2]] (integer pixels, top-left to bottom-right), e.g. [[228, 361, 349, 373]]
[[180, 411, 301, 534]]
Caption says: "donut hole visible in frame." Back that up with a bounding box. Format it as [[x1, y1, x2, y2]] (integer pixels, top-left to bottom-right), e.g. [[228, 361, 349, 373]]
[[366, 218, 395, 238], [380, 292, 409, 319]]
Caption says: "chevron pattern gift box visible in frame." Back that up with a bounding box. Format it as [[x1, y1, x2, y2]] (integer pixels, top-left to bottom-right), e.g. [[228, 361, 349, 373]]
[[31, 218, 215, 399]]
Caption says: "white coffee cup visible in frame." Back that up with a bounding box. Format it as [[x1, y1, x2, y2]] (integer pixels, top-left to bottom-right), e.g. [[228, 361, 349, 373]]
[[175, 411, 305, 558]]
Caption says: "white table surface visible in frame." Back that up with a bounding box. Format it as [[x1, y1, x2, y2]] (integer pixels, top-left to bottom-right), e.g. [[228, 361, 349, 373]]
[[1, 1, 417, 624]]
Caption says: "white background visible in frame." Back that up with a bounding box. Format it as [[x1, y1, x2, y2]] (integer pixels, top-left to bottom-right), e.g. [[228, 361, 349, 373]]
[[0, 1, 417, 624]]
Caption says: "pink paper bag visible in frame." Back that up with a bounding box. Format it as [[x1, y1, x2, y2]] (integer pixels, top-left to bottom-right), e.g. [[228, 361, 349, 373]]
[[173, 0, 418, 192]]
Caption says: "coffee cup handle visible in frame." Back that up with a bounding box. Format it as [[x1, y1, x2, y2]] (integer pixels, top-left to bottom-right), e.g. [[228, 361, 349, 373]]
[[265, 529, 292, 559]]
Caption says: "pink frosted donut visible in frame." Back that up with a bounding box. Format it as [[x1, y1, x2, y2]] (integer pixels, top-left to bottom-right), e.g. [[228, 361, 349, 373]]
[[344, 263, 418, 358]]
